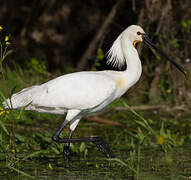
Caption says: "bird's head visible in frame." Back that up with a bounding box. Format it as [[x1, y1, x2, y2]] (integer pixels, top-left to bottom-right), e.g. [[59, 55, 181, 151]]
[[107, 25, 187, 76], [124, 25, 187, 76], [123, 25, 145, 47]]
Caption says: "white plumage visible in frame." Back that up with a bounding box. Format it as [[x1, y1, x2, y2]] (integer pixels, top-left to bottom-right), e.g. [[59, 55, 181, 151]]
[[2, 24, 186, 168], [3, 25, 145, 131]]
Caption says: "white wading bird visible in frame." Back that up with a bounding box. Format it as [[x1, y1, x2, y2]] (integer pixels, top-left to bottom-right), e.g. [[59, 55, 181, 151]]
[[3, 25, 186, 168]]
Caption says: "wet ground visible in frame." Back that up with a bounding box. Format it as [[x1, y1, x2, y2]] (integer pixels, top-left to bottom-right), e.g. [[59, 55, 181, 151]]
[[1, 109, 191, 179], [1, 146, 191, 180]]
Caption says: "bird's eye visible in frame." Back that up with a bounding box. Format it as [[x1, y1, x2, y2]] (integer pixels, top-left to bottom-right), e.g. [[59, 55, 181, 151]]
[[137, 31, 141, 35]]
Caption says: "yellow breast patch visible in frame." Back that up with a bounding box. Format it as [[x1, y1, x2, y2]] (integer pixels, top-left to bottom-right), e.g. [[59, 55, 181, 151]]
[[117, 77, 126, 88]]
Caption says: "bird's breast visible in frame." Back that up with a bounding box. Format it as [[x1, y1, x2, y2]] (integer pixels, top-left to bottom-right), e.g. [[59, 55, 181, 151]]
[[117, 77, 126, 88]]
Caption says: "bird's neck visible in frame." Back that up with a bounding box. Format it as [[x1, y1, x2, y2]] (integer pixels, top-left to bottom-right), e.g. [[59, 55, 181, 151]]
[[121, 38, 142, 85], [104, 36, 142, 98]]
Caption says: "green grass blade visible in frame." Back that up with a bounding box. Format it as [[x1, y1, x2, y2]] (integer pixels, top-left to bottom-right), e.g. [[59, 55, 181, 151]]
[[7, 165, 34, 179], [0, 119, 9, 135], [123, 102, 156, 136], [108, 158, 137, 173], [1, 50, 13, 63], [22, 150, 46, 161]]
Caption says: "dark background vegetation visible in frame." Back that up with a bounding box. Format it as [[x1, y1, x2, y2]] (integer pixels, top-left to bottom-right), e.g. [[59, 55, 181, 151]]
[[0, 0, 191, 106], [1, 1, 191, 178]]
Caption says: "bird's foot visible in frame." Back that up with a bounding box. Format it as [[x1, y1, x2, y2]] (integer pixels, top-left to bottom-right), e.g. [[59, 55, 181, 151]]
[[92, 137, 115, 158]]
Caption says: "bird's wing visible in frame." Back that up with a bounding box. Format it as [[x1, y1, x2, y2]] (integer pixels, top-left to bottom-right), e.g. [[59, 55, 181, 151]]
[[32, 71, 117, 110]]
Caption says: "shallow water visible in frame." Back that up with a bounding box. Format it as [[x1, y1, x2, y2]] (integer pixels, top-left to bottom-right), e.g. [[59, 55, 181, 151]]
[[1, 110, 191, 179], [1, 145, 191, 180]]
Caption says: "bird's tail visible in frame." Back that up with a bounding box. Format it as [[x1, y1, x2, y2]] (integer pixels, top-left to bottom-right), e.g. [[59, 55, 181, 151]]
[[2, 86, 39, 110]]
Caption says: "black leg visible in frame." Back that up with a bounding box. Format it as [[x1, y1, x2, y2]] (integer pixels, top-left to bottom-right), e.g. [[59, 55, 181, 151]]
[[52, 121, 73, 168], [60, 136, 115, 158], [52, 121, 68, 142], [63, 130, 73, 168], [91, 137, 115, 158], [52, 122, 115, 168], [66, 137, 115, 158]]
